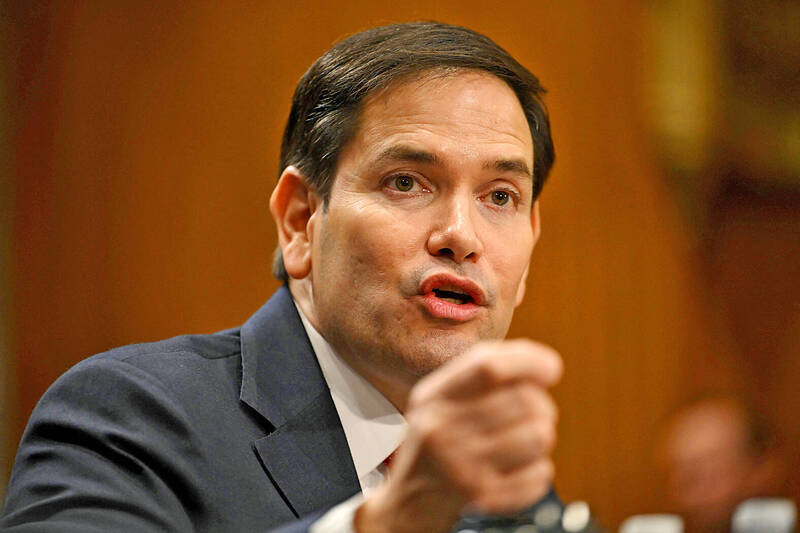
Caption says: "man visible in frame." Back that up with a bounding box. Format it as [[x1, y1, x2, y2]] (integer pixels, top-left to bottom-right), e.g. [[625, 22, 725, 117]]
[[656, 395, 786, 533], [1, 22, 561, 532]]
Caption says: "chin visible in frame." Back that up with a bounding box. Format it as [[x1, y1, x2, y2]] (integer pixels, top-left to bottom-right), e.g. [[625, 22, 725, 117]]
[[400, 331, 482, 376]]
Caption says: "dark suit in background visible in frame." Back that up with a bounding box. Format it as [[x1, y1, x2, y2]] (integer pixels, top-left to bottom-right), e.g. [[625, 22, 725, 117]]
[[1, 287, 357, 532]]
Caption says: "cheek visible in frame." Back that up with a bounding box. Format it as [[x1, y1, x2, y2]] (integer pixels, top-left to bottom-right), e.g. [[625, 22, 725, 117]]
[[485, 232, 533, 297], [325, 209, 422, 285]]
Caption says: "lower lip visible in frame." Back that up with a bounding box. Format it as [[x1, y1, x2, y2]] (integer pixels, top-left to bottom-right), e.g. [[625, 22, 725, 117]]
[[420, 293, 481, 321]]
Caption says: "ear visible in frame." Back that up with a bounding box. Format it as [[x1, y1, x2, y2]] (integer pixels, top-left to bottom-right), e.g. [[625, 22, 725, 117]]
[[514, 201, 541, 307], [269, 166, 320, 280]]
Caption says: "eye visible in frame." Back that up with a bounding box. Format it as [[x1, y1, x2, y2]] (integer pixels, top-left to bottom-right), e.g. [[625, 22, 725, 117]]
[[385, 174, 427, 194], [491, 190, 510, 206], [394, 175, 414, 192], [481, 186, 521, 210]]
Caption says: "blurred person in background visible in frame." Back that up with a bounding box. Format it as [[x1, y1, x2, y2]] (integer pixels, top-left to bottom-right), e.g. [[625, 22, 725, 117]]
[[655, 394, 787, 533]]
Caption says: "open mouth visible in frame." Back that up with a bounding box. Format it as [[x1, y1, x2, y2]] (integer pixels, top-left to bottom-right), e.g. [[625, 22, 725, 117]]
[[419, 274, 484, 321], [432, 288, 474, 305]]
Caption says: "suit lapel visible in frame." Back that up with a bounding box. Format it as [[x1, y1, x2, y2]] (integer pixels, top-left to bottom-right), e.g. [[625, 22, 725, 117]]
[[239, 287, 360, 516]]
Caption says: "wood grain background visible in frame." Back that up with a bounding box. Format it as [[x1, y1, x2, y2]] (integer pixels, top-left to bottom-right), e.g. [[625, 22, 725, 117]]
[[4, 1, 798, 527]]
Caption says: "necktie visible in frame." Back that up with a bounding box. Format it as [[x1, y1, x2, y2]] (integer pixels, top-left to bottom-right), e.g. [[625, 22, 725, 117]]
[[382, 451, 396, 470]]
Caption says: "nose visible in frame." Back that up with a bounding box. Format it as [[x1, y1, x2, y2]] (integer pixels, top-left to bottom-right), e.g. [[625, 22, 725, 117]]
[[426, 195, 483, 263]]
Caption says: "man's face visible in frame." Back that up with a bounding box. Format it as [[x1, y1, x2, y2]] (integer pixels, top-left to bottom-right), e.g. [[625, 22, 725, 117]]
[[305, 71, 538, 406], [660, 403, 758, 531]]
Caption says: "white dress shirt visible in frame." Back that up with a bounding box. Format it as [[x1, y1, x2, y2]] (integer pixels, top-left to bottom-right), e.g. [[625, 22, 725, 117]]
[[295, 305, 407, 532]]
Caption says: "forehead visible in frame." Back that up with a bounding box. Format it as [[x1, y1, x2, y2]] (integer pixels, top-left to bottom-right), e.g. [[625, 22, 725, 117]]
[[345, 70, 534, 168], [667, 403, 749, 458]]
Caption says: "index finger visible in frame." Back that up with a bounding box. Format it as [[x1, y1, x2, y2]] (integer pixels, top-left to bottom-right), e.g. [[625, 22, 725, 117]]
[[417, 339, 563, 401]]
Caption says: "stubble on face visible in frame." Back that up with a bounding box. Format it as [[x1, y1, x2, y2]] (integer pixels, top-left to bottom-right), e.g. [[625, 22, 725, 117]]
[[305, 70, 536, 407], [313, 207, 488, 382]]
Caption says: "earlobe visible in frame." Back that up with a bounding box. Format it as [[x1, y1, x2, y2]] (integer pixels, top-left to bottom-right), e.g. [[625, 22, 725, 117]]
[[269, 166, 319, 280]]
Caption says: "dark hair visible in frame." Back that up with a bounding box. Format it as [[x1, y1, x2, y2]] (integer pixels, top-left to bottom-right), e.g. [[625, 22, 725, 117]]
[[274, 21, 555, 281]]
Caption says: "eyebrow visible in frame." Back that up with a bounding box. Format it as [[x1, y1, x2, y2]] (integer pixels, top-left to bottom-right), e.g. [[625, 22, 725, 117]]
[[374, 145, 532, 180], [374, 145, 441, 166], [486, 158, 532, 180]]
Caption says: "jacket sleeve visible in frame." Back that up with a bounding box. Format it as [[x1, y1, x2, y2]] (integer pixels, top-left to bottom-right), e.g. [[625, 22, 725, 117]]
[[1, 356, 362, 533], [1, 357, 203, 532]]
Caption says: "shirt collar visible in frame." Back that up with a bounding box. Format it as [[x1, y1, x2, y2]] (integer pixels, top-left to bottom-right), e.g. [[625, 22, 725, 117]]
[[295, 303, 407, 488]]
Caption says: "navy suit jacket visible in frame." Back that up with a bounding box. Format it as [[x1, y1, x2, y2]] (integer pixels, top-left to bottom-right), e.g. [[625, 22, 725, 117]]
[[1, 287, 361, 532]]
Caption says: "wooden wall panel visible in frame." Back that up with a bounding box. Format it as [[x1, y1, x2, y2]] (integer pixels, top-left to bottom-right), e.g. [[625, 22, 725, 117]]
[[5, 1, 762, 527]]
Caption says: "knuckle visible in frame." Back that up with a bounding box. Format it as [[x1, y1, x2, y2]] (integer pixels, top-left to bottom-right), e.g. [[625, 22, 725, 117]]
[[543, 346, 564, 382], [536, 422, 557, 454], [548, 398, 560, 422], [530, 341, 564, 384], [537, 457, 555, 482], [532, 388, 558, 422], [473, 358, 503, 387]]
